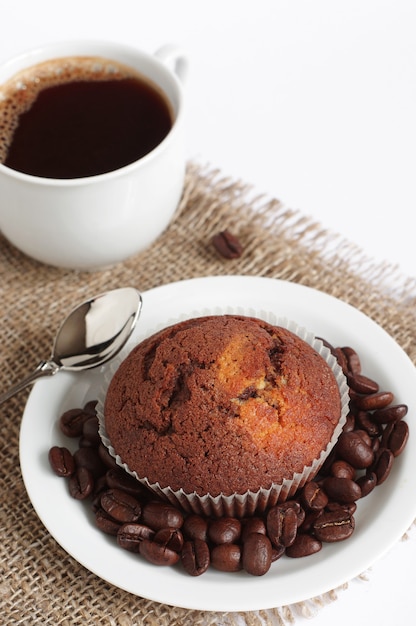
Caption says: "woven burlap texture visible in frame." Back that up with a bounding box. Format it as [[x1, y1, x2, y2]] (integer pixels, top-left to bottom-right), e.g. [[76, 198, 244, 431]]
[[1, 162, 415, 626]]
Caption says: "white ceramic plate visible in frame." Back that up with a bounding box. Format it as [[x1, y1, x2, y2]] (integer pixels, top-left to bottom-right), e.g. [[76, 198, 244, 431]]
[[19, 276, 416, 612]]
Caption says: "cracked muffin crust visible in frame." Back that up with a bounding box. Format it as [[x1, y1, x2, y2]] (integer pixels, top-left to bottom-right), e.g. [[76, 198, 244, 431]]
[[104, 315, 341, 497]]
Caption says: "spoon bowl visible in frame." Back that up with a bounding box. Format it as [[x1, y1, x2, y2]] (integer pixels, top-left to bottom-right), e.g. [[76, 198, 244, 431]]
[[0, 287, 142, 404]]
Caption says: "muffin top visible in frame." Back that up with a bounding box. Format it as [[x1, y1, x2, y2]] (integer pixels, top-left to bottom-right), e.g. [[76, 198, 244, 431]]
[[104, 315, 341, 496]]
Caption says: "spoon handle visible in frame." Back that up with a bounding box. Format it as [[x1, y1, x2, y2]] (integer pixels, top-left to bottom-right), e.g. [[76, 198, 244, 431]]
[[0, 360, 60, 405]]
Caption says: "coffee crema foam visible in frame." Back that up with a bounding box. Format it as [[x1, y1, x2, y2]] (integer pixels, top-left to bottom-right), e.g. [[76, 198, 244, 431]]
[[0, 56, 166, 165]]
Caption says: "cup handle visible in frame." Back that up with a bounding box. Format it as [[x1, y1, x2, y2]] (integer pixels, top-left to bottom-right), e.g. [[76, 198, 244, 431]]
[[154, 44, 189, 84]]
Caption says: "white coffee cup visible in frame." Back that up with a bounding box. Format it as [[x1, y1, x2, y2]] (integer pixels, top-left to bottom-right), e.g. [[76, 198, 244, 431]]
[[0, 41, 188, 270]]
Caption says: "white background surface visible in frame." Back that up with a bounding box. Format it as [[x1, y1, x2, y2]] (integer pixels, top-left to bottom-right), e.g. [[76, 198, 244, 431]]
[[2, 1, 416, 624]]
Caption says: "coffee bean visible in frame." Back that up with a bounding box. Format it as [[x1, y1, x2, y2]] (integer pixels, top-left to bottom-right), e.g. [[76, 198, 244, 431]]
[[182, 514, 209, 541], [78, 436, 96, 449], [301, 481, 328, 510], [95, 508, 122, 536], [266, 504, 298, 548], [48, 446, 75, 477], [355, 410, 382, 437], [241, 517, 267, 542], [271, 545, 285, 562], [83, 399, 98, 415], [342, 412, 356, 433], [82, 415, 100, 446], [100, 488, 141, 523], [356, 471, 377, 497], [181, 539, 210, 576], [279, 499, 303, 518], [60, 407, 91, 437], [336, 431, 374, 469], [242, 533, 273, 576], [208, 517, 241, 545], [347, 373, 379, 394], [354, 391, 394, 411], [285, 533, 322, 558], [323, 477, 362, 504], [139, 538, 180, 566], [330, 460, 356, 480], [141, 501, 184, 531], [154, 528, 184, 552], [294, 504, 306, 527], [333, 347, 349, 374], [316, 337, 336, 356], [69, 466, 94, 500], [341, 347, 361, 375], [105, 468, 147, 499], [326, 501, 357, 516], [97, 444, 119, 470], [385, 419, 409, 457], [313, 509, 355, 542], [372, 448, 394, 485], [212, 229, 243, 259], [211, 543, 242, 572], [117, 523, 154, 551], [74, 446, 107, 478], [371, 436, 380, 454], [372, 404, 408, 425], [299, 509, 323, 533], [91, 474, 108, 505], [355, 429, 372, 448]]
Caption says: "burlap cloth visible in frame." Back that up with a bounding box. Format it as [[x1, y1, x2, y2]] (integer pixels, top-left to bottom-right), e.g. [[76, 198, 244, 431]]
[[1, 162, 415, 625]]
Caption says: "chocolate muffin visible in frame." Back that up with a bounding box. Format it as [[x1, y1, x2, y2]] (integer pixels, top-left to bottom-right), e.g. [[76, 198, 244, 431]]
[[102, 315, 346, 513]]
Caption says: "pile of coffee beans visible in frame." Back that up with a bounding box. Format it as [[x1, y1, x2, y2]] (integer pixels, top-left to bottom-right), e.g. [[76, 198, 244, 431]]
[[48, 343, 409, 576]]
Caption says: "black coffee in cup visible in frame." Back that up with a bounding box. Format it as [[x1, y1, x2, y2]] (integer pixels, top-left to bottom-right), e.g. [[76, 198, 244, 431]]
[[0, 56, 173, 178]]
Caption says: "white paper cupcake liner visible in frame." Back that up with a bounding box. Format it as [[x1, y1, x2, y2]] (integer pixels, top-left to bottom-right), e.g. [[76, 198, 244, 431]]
[[97, 307, 349, 517]]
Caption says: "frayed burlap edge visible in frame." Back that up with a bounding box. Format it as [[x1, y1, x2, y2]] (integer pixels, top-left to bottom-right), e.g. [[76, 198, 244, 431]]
[[1, 161, 415, 625]]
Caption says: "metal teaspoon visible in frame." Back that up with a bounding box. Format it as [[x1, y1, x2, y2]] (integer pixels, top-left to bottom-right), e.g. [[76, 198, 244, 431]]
[[0, 287, 142, 405]]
